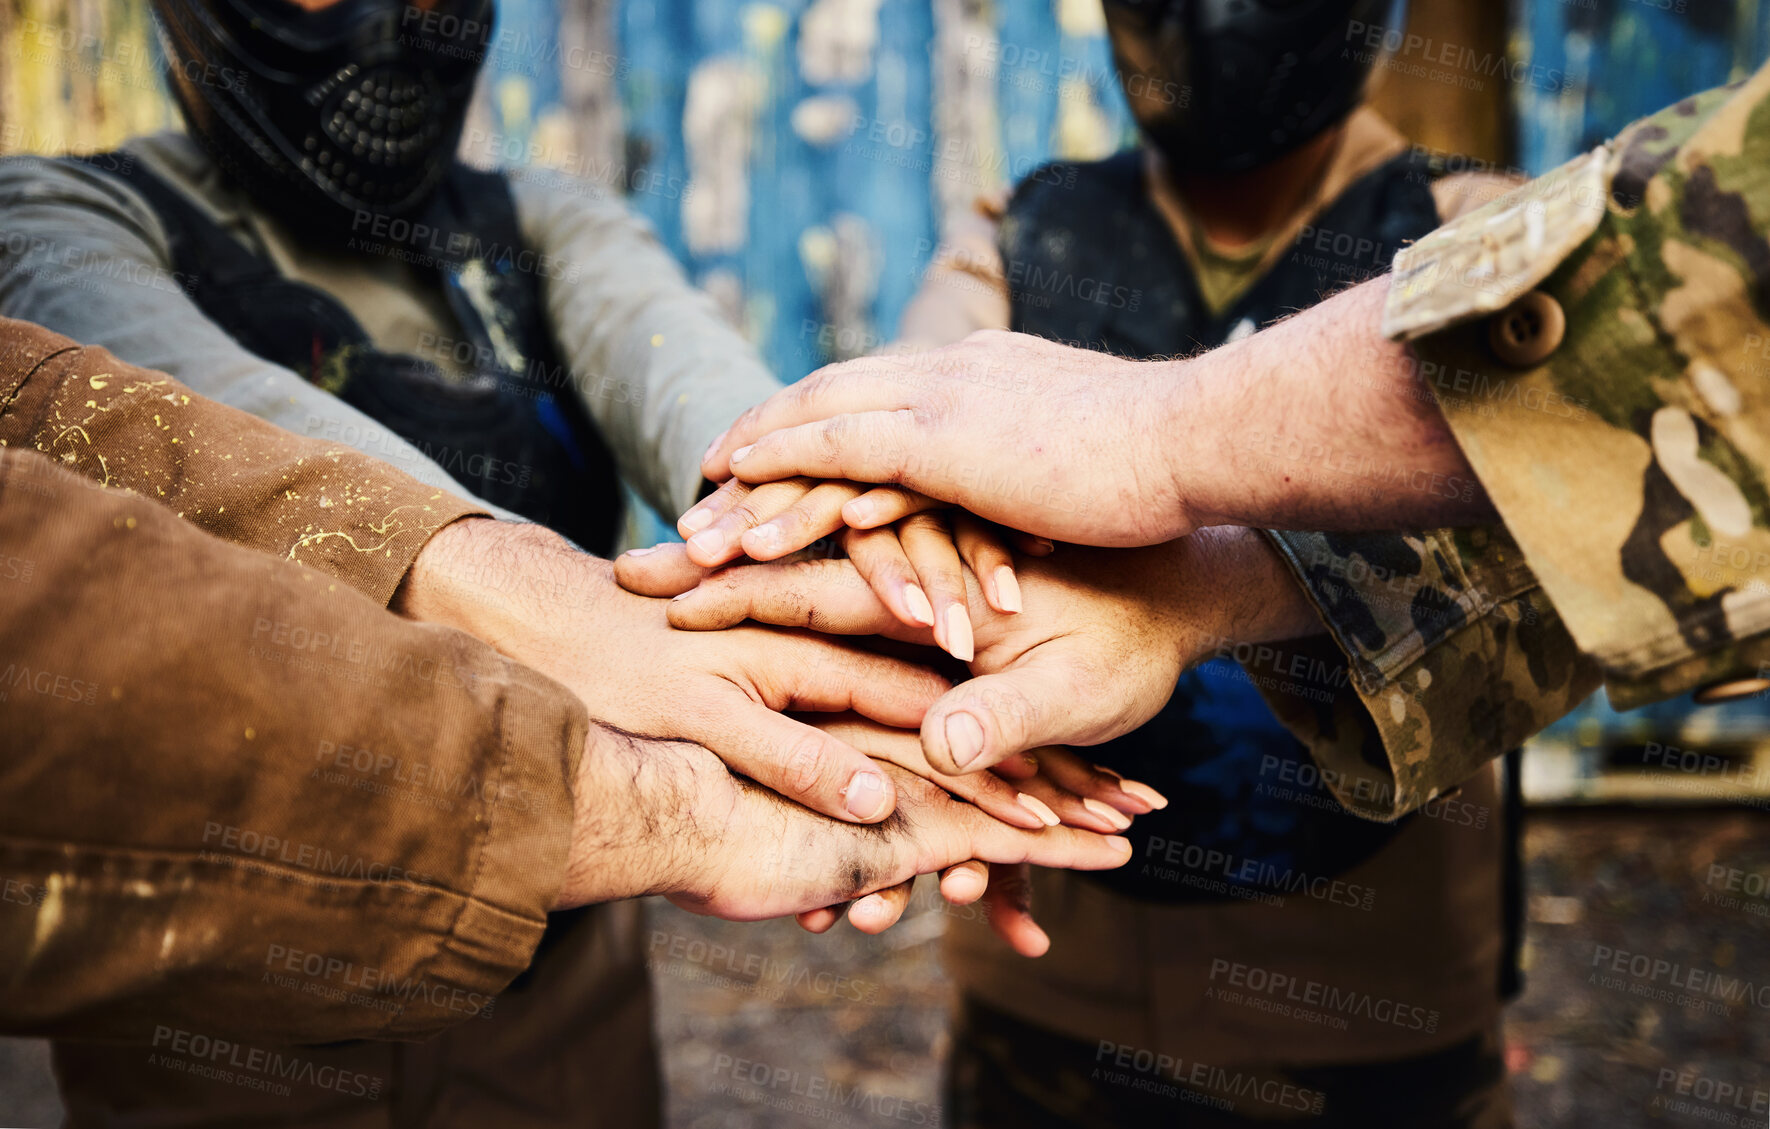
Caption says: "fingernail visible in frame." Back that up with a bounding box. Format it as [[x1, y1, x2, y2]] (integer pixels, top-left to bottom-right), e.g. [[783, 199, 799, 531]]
[[1017, 793, 1060, 827], [903, 585, 935, 626], [624, 544, 660, 557], [671, 591, 693, 601], [944, 605, 974, 662], [853, 893, 887, 920], [1107, 835, 1133, 861], [747, 524, 783, 552], [843, 770, 888, 820], [1031, 538, 1055, 555], [1118, 779, 1169, 810], [702, 433, 725, 466], [945, 712, 985, 769], [730, 444, 754, 465], [678, 506, 714, 534], [844, 496, 877, 526], [994, 566, 1022, 613], [687, 528, 725, 559], [1082, 797, 1131, 830]]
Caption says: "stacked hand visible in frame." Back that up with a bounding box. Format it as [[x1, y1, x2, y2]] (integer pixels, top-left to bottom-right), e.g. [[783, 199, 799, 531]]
[[699, 331, 1197, 546], [698, 291, 1492, 543], [674, 475, 1048, 660], [615, 524, 1318, 951], [553, 718, 1133, 927], [604, 324, 1364, 949], [393, 517, 1146, 934]]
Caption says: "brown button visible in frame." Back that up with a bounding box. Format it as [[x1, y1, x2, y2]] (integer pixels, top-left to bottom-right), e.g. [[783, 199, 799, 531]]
[[1487, 290, 1566, 367], [1693, 677, 1770, 704]]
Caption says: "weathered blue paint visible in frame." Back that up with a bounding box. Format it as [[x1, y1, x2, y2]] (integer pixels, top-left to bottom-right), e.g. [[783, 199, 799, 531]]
[[1517, 0, 1770, 174], [601, 2, 1123, 380], [619, 0, 697, 265]]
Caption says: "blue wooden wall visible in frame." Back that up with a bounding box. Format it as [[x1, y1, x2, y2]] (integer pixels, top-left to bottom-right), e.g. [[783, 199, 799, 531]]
[[476, 0, 1770, 383], [13, 0, 1769, 380], [1515, 0, 1770, 174]]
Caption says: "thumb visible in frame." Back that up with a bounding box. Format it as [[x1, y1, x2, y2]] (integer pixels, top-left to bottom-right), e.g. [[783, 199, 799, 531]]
[[612, 543, 710, 597], [920, 664, 1080, 775]]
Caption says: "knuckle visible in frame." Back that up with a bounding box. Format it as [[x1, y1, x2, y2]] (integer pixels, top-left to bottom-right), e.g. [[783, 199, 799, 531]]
[[730, 499, 769, 528], [709, 569, 751, 604], [731, 404, 765, 437], [773, 505, 813, 536], [815, 416, 848, 467], [927, 565, 966, 594], [785, 734, 837, 796]]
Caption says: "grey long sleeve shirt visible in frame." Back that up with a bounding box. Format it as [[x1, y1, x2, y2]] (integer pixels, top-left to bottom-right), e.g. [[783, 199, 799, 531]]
[[0, 132, 781, 524]]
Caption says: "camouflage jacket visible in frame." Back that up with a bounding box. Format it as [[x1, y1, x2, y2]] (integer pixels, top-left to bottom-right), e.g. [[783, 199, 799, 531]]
[[1259, 64, 1770, 820]]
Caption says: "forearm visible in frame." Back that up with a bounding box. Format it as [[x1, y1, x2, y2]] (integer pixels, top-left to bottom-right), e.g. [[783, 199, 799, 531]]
[[552, 724, 718, 908], [1167, 278, 1495, 532], [391, 514, 603, 648], [517, 177, 782, 518], [0, 451, 582, 1041]]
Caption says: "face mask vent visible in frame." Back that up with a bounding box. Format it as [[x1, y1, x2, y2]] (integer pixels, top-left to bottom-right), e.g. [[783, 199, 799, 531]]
[[303, 62, 448, 205]]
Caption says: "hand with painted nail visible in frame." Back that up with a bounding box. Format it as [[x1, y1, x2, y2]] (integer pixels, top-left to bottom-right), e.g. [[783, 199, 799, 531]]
[[673, 476, 1038, 660], [616, 525, 1319, 779], [556, 722, 1134, 920], [393, 517, 947, 825]]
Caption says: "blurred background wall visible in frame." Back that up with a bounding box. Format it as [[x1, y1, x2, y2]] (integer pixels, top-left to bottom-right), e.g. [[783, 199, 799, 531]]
[[10, 0, 1770, 385]]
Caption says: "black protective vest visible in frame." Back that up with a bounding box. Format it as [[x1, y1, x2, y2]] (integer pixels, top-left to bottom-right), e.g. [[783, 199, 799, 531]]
[[1002, 149, 1441, 905], [77, 155, 622, 556]]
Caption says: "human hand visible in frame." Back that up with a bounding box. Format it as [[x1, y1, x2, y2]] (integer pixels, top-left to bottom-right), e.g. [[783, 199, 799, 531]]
[[618, 525, 1319, 777], [670, 476, 1049, 659], [779, 720, 1124, 951], [551, 722, 1133, 919], [699, 330, 1199, 547], [392, 518, 959, 826]]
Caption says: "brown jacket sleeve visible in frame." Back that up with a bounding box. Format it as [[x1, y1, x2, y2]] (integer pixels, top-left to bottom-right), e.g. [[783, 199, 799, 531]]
[[0, 447, 586, 1043], [0, 316, 486, 606]]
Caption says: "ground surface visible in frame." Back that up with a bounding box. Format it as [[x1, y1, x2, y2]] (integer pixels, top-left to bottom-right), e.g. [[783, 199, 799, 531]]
[[3, 809, 1765, 1128]]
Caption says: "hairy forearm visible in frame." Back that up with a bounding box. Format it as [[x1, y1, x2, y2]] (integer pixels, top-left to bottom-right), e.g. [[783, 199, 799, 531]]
[[553, 725, 718, 908], [1165, 278, 1496, 531]]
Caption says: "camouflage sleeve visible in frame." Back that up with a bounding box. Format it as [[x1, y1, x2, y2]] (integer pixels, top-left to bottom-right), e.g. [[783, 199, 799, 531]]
[[1256, 526, 1602, 820], [1257, 65, 1770, 818], [1388, 65, 1770, 705]]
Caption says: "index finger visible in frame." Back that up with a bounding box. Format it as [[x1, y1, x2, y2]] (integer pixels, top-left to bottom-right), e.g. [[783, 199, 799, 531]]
[[703, 365, 915, 480]]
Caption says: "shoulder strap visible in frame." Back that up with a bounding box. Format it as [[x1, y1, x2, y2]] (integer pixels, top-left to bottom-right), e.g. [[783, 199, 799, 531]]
[[69, 151, 377, 378], [72, 152, 290, 293]]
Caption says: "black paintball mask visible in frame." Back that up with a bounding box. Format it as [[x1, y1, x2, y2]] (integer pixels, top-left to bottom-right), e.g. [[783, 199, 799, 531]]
[[1103, 0, 1406, 175], [149, 0, 494, 233]]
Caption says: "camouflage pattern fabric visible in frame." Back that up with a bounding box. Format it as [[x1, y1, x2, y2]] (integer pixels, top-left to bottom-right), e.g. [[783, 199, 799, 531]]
[[1257, 528, 1600, 821], [1260, 64, 1770, 820]]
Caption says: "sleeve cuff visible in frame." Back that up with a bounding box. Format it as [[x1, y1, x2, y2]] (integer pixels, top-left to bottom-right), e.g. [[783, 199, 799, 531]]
[[378, 657, 587, 1038], [1258, 528, 1602, 819]]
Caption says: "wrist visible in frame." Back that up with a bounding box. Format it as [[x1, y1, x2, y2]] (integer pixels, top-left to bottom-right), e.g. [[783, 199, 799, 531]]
[[1169, 527, 1324, 663], [1154, 347, 1246, 533], [554, 726, 722, 908], [390, 516, 487, 624], [393, 517, 604, 647]]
